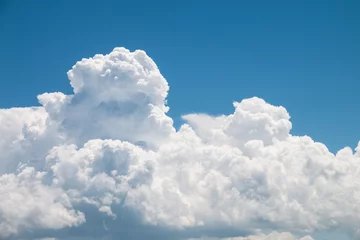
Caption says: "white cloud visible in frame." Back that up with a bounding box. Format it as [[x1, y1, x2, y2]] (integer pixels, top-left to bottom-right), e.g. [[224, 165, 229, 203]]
[[33, 231, 314, 240], [0, 167, 84, 238], [182, 97, 292, 148], [0, 107, 48, 174], [0, 47, 359, 240], [190, 231, 313, 240]]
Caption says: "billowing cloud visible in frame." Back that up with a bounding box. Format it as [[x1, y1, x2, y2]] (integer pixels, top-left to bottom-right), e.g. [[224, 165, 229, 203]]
[[0, 47, 359, 240]]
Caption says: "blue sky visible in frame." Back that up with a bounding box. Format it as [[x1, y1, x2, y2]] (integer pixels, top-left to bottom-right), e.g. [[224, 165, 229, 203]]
[[1, 1, 360, 240], [0, 0, 359, 153]]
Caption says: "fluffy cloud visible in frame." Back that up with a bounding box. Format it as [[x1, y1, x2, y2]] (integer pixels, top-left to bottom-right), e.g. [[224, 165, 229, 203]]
[[0, 47, 359, 240], [35, 231, 314, 240], [190, 231, 313, 240]]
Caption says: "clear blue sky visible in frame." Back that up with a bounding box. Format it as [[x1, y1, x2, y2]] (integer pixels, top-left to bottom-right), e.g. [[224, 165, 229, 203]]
[[0, 0, 359, 153]]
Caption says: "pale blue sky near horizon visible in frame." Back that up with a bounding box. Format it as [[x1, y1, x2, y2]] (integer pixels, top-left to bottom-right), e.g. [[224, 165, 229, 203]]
[[0, 0, 359, 155]]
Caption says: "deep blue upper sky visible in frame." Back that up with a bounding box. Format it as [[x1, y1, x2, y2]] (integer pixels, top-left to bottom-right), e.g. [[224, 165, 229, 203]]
[[0, 0, 359, 153]]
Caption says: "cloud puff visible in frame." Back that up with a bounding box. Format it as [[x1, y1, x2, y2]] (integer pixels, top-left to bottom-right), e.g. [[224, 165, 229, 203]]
[[38, 47, 174, 149], [0, 47, 359, 240]]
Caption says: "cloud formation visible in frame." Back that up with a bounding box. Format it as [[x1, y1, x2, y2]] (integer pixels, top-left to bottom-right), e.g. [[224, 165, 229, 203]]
[[190, 231, 314, 240], [0, 47, 359, 240]]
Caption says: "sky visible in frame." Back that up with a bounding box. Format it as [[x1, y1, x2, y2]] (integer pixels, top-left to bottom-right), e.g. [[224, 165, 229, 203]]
[[0, 0, 359, 153], [0, 1, 360, 240]]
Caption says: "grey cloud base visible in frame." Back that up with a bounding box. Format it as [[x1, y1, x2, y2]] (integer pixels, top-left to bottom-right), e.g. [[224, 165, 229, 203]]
[[0, 47, 359, 240]]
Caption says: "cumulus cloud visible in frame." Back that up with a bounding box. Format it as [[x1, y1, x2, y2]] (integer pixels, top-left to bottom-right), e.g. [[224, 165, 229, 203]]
[[35, 231, 314, 240], [190, 231, 313, 240], [0, 47, 359, 240]]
